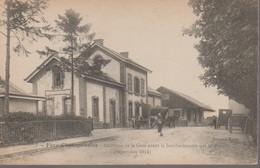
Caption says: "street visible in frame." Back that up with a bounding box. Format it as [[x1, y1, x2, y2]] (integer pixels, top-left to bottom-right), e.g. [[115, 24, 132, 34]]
[[0, 126, 257, 165]]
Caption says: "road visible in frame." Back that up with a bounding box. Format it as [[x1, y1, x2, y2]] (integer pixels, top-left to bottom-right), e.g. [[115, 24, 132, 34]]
[[0, 126, 257, 165]]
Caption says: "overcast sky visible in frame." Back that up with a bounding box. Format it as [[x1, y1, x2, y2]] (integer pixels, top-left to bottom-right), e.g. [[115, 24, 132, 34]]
[[0, 0, 228, 116]]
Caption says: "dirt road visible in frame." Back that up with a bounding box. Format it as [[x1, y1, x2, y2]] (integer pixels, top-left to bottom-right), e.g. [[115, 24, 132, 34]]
[[0, 126, 257, 165]]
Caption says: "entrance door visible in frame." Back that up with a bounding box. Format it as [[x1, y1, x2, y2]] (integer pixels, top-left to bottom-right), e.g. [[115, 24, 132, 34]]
[[110, 100, 116, 128], [46, 98, 54, 116], [64, 98, 71, 114], [135, 103, 140, 120]]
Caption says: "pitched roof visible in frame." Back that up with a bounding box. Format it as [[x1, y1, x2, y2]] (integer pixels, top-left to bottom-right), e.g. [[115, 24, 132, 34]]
[[0, 78, 44, 100], [89, 42, 152, 73], [148, 86, 163, 97], [25, 55, 66, 83], [24, 55, 124, 88], [157, 86, 214, 112]]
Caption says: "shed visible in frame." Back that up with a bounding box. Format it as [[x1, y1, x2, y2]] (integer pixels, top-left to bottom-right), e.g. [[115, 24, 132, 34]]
[[0, 78, 44, 114], [157, 86, 215, 126]]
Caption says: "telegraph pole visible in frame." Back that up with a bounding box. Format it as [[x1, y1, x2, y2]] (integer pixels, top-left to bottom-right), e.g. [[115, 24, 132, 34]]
[[5, 0, 11, 114], [71, 37, 74, 114]]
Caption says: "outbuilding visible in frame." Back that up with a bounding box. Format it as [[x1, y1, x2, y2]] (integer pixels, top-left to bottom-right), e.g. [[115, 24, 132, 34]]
[[157, 86, 214, 126], [0, 77, 44, 115]]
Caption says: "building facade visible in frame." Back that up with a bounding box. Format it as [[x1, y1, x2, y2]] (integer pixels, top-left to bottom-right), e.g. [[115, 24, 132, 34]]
[[25, 39, 152, 128]]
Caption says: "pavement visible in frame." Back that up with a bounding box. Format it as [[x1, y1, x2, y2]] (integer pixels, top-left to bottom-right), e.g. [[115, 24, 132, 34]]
[[0, 129, 117, 160]]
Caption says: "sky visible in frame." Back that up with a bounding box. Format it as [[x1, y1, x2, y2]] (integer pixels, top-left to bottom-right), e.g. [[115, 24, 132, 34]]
[[0, 0, 229, 117]]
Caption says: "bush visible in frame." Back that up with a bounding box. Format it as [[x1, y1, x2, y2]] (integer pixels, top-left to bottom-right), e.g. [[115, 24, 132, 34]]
[[0, 111, 36, 122], [0, 111, 86, 122], [0, 112, 92, 146]]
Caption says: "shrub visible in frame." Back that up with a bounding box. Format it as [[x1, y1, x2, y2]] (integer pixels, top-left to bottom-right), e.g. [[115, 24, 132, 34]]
[[0, 112, 92, 146], [0, 111, 36, 122], [0, 111, 87, 122]]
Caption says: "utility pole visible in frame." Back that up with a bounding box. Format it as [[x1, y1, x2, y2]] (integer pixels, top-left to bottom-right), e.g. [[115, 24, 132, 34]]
[[5, 0, 11, 114], [71, 37, 74, 114]]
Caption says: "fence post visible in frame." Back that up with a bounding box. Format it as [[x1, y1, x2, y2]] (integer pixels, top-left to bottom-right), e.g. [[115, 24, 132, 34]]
[[0, 123, 3, 144], [53, 121, 57, 139]]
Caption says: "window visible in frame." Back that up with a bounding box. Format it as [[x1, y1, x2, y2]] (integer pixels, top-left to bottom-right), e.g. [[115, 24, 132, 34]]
[[141, 78, 145, 95], [52, 66, 64, 88], [134, 77, 140, 94], [128, 101, 133, 119], [92, 97, 99, 118], [128, 74, 132, 92]]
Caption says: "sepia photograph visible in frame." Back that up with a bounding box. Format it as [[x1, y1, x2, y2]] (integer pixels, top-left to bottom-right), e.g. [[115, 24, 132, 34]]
[[0, 0, 258, 165]]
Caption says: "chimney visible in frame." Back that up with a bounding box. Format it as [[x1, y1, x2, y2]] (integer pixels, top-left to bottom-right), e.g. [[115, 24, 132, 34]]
[[94, 39, 104, 45], [120, 52, 129, 58]]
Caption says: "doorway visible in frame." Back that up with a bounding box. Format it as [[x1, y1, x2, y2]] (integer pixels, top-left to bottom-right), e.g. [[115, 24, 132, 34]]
[[110, 100, 116, 128]]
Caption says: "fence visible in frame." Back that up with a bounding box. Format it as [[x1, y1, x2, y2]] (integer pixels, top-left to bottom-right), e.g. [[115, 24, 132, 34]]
[[0, 119, 93, 146]]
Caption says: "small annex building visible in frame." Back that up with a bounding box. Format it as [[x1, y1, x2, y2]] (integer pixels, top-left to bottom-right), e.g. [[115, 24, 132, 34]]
[[147, 86, 163, 107], [0, 77, 44, 115]]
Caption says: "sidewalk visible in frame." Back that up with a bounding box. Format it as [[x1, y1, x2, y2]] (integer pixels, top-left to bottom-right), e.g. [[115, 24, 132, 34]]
[[0, 129, 117, 160]]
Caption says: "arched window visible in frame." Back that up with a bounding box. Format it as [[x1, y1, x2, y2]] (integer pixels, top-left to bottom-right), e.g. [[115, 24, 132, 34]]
[[128, 74, 132, 92], [128, 101, 133, 119], [134, 77, 140, 94], [52, 66, 64, 88], [141, 78, 145, 95], [92, 96, 99, 118]]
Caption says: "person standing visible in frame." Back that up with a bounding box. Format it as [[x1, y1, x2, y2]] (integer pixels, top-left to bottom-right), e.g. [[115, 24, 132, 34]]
[[212, 115, 217, 129], [157, 113, 163, 136]]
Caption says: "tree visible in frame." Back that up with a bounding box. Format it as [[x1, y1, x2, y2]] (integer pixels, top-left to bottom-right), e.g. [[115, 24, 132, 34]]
[[0, 0, 49, 114], [54, 9, 95, 114], [184, 0, 258, 140]]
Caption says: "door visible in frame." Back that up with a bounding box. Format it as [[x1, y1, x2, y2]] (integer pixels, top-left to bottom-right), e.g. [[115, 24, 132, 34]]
[[110, 100, 116, 128], [135, 103, 140, 120], [46, 98, 54, 116], [64, 98, 71, 114]]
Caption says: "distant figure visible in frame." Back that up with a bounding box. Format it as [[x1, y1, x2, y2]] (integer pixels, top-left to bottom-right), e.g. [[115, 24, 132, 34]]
[[212, 116, 217, 129], [166, 116, 176, 128], [149, 116, 157, 128], [132, 117, 135, 128], [157, 113, 163, 136], [88, 116, 94, 131], [216, 119, 221, 129]]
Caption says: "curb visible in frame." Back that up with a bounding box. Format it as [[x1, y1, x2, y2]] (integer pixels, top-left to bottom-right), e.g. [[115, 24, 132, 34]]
[[0, 135, 117, 160]]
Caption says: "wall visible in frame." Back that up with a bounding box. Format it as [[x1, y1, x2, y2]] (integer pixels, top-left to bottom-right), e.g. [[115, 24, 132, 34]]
[[148, 96, 153, 107], [86, 82, 104, 121], [125, 66, 148, 124], [0, 98, 3, 112], [105, 87, 120, 126], [154, 97, 162, 107], [125, 67, 147, 95], [148, 95, 162, 107], [35, 59, 80, 115], [85, 81, 121, 128], [9, 98, 37, 113]]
